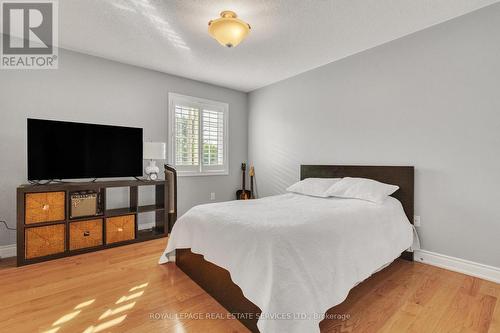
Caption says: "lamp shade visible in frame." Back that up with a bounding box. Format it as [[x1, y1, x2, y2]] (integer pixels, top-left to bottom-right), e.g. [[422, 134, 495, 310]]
[[143, 142, 166, 160], [208, 11, 251, 48]]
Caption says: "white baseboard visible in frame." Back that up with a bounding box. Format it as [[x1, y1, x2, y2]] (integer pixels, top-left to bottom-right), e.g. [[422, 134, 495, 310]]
[[414, 249, 500, 284], [0, 244, 16, 259]]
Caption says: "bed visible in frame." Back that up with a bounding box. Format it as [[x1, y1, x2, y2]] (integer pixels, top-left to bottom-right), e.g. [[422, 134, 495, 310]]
[[160, 165, 414, 332]]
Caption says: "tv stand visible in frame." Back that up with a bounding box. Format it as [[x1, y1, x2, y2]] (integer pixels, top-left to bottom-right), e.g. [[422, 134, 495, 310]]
[[16, 168, 177, 266]]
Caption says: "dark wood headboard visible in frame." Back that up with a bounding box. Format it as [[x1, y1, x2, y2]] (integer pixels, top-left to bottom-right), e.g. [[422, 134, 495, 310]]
[[300, 165, 414, 223]]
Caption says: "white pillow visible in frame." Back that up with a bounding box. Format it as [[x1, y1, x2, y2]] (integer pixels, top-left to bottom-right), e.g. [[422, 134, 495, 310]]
[[325, 177, 399, 203], [286, 178, 341, 198]]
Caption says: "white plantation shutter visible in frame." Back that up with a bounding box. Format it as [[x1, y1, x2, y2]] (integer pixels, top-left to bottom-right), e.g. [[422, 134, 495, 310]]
[[168, 93, 228, 175], [175, 105, 199, 168], [202, 110, 224, 166]]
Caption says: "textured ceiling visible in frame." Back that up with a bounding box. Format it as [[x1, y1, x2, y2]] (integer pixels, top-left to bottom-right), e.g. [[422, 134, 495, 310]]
[[59, 0, 499, 92]]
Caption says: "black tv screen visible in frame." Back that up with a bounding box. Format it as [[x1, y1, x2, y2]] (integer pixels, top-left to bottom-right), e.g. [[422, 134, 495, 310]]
[[28, 119, 143, 180]]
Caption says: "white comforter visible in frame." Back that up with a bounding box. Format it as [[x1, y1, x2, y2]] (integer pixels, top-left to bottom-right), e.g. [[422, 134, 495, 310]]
[[159, 193, 413, 333]]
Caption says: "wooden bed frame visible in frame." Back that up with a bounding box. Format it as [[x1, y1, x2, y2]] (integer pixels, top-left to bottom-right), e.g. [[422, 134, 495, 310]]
[[176, 165, 414, 332]]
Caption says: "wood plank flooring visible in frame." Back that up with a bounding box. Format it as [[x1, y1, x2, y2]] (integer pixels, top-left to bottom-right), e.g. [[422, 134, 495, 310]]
[[0, 239, 498, 333]]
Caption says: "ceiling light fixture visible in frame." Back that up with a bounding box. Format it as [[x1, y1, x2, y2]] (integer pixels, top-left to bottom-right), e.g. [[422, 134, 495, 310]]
[[208, 11, 251, 48]]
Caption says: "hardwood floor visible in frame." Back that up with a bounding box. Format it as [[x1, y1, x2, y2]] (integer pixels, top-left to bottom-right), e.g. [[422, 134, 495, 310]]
[[0, 239, 498, 333]]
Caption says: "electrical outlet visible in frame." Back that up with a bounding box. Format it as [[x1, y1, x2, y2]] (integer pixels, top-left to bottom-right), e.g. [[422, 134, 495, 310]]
[[210, 192, 216, 200], [413, 215, 421, 227]]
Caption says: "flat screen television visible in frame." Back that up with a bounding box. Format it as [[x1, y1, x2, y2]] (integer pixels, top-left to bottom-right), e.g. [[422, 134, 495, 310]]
[[28, 119, 143, 180]]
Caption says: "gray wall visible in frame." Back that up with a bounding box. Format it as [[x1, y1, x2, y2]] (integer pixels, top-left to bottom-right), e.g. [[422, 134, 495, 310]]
[[0, 48, 247, 246], [249, 4, 500, 267]]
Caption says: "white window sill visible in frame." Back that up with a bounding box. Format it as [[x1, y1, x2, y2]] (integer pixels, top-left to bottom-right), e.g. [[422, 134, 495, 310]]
[[177, 171, 229, 177]]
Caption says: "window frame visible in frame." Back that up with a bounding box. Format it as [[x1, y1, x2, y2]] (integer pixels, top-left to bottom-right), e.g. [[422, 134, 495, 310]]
[[168, 92, 229, 177]]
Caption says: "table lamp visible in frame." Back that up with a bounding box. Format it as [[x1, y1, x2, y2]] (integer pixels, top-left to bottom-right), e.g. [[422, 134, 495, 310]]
[[143, 142, 166, 180]]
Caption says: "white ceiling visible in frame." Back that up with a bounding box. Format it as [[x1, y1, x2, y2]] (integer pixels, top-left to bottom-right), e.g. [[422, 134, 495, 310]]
[[59, 0, 499, 92]]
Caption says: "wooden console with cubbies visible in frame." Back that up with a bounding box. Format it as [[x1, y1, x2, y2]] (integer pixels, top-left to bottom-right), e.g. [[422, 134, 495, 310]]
[[17, 170, 177, 266]]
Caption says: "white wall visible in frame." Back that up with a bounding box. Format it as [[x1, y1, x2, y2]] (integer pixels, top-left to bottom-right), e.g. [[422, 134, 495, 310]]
[[249, 4, 500, 267], [0, 48, 247, 246]]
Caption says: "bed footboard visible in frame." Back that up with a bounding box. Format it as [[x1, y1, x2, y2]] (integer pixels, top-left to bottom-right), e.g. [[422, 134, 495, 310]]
[[176, 248, 411, 332], [176, 249, 261, 332]]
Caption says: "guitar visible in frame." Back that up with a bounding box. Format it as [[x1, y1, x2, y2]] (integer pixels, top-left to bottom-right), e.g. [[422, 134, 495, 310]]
[[236, 163, 251, 200], [249, 166, 255, 199]]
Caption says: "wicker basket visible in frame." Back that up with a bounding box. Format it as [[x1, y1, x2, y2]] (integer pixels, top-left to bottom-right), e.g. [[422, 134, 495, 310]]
[[25, 192, 65, 224], [106, 215, 135, 244], [25, 224, 65, 259], [70, 219, 103, 250]]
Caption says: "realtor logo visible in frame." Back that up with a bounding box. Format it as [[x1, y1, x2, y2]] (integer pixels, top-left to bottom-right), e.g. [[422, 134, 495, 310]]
[[1, 0, 58, 69]]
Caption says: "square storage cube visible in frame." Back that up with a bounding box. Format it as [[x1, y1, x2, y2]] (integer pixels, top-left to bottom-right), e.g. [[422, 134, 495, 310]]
[[25, 224, 65, 259], [25, 191, 65, 224], [106, 215, 135, 244], [70, 219, 103, 250]]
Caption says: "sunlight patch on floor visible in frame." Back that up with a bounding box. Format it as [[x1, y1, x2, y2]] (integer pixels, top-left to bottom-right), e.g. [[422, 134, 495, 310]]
[[82, 315, 128, 333], [43, 281, 149, 333], [129, 282, 149, 292], [81, 280, 149, 332], [52, 310, 81, 326], [98, 302, 136, 320], [116, 291, 144, 304], [42, 298, 96, 333], [74, 299, 96, 310]]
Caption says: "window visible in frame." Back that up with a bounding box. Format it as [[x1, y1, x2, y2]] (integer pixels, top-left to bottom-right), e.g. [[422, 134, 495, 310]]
[[168, 93, 228, 176]]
